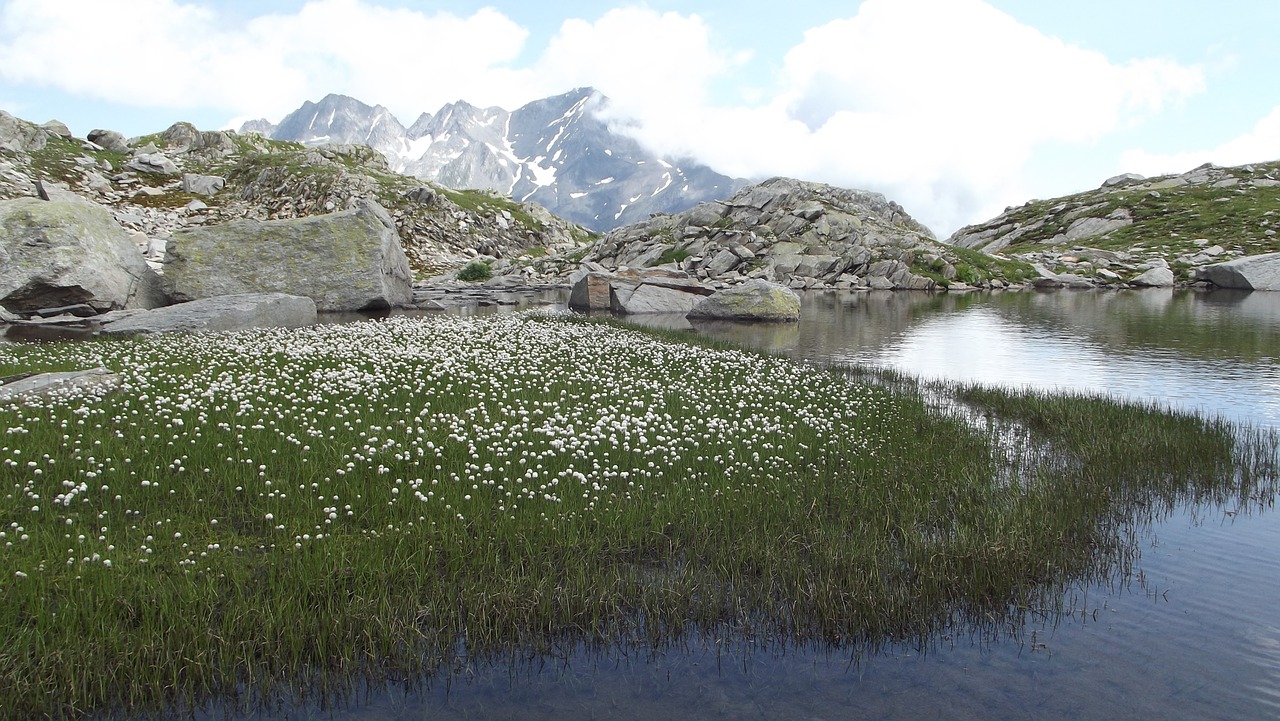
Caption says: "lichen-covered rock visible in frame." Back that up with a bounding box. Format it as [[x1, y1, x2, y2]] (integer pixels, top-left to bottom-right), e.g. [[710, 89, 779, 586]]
[[164, 199, 413, 311], [0, 196, 167, 312], [687, 279, 801, 322]]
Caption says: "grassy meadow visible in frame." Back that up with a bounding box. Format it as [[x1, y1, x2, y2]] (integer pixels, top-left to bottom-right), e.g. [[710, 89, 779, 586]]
[[0, 312, 1276, 719]]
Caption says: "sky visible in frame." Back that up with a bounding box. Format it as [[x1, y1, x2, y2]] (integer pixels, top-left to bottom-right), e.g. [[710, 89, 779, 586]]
[[2, 0, 1278, 238]]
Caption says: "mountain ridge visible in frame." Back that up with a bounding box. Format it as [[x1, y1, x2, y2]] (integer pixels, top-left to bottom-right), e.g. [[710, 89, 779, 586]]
[[244, 88, 746, 232]]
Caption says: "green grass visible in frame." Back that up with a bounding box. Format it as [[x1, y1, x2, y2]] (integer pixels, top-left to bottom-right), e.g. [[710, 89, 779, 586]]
[[0, 313, 1274, 719], [656, 245, 692, 265], [456, 260, 493, 282]]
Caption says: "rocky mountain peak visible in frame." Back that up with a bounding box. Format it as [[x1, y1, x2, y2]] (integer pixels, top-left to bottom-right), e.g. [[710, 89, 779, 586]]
[[250, 87, 744, 232]]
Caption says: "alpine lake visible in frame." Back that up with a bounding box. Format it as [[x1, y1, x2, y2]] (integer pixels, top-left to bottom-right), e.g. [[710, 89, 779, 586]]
[[2, 286, 1278, 720]]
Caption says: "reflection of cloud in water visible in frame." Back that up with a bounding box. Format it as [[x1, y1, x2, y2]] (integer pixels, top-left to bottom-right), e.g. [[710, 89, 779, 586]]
[[856, 305, 1280, 429]]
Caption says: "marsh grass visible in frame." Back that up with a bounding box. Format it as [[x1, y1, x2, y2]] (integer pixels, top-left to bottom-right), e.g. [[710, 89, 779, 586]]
[[0, 313, 1275, 719]]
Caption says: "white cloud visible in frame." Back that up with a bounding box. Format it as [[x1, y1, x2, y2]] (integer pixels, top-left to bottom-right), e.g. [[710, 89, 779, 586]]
[[0, 0, 536, 125], [575, 0, 1205, 235], [0, 0, 1211, 236], [1120, 106, 1280, 176], [535, 8, 739, 117]]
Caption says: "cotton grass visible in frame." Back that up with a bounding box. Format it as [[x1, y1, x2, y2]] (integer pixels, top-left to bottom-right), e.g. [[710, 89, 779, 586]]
[[0, 311, 1274, 719]]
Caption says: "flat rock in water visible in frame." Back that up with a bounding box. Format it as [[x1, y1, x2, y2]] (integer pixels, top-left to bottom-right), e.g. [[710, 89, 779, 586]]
[[99, 293, 317, 336], [0, 367, 121, 403], [687, 279, 801, 322]]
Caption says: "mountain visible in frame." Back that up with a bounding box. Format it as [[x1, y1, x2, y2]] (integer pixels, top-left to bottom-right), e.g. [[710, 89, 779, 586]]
[[246, 88, 745, 231]]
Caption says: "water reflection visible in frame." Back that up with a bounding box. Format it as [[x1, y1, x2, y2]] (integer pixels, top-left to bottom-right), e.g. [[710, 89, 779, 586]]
[[659, 289, 1280, 429]]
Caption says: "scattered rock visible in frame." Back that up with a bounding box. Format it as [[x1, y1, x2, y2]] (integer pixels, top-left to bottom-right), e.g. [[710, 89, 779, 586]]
[[86, 129, 129, 153], [568, 271, 613, 311], [125, 153, 179, 175]]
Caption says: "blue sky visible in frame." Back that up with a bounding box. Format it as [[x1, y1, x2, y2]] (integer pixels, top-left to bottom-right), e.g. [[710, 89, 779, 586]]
[[2, 0, 1277, 236]]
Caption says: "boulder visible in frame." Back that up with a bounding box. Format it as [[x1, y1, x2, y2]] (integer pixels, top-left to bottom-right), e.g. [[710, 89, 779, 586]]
[[0, 196, 167, 313], [1130, 266, 1175, 287], [687, 279, 801, 322], [181, 173, 226, 196], [164, 199, 414, 311], [0, 367, 121, 403], [608, 268, 714, 315], [611, 283, 702, 314], [568, 271, 613, 310], [99, 293, 317, 336], [86, 129, 129, 153], [1196, 252, 1280, 291]]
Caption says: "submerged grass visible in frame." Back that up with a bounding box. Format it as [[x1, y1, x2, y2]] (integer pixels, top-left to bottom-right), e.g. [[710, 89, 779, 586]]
[[0, 313, 1275, 719]]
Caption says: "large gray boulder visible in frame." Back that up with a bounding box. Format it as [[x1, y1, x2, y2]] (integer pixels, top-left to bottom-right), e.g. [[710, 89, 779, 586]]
[[99, 293, 317, 336], [687, 279, 801, 322], [1130, 266, 1176, 287], [608, 267, 714, 315], [1196, 252, 1280, 291], [0, 196, 167, 313], [164, 199, 413, 311], [568, 271, 613, 311]]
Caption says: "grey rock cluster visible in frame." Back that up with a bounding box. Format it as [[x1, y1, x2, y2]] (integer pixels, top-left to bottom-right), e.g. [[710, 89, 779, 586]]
[[582, 177, 950, 291]]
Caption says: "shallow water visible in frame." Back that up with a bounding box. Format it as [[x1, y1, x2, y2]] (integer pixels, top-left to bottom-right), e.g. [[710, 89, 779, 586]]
[[236, 288, 1280, 719]]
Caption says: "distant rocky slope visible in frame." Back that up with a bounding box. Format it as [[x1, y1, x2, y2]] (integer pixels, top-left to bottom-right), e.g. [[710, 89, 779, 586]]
[[948, 161, 1280, 287], [576, 177, 1036, 291], [0, 109, 590, 281], [247, 88, 745, 232]]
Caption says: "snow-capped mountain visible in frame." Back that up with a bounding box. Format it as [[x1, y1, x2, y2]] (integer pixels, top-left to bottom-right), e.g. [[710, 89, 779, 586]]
[[244, 88, 744, 231]]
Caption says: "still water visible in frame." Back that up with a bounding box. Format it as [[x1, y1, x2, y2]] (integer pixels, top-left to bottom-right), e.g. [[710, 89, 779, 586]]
[[285, 288, 1280, 720]]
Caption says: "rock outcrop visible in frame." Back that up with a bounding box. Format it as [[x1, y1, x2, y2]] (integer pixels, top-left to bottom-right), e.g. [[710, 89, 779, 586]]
[[948, 161, 1280, 287], [1195, 252, 1280, 291], [687, 279, 801, 322], [164, 199, 413, 312], [0, 195, 166, 313], [579, 177, 1001, 291], [99, 293, 317, 336]]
